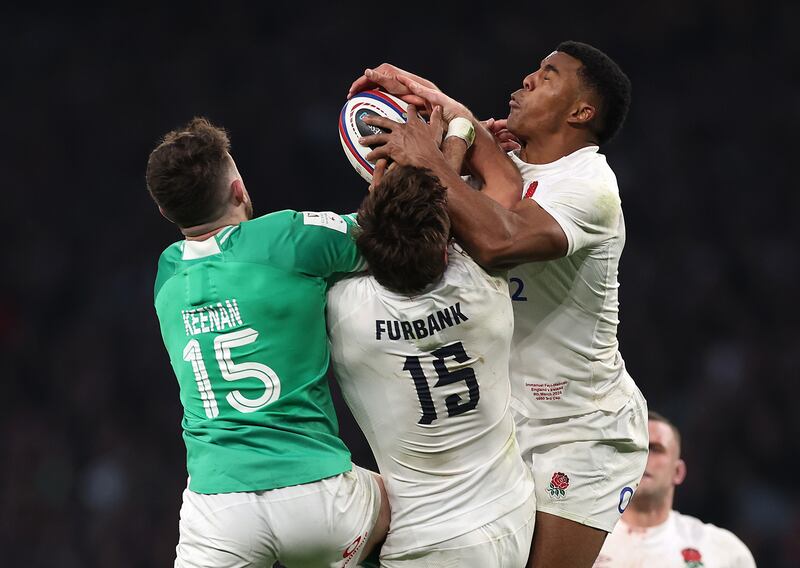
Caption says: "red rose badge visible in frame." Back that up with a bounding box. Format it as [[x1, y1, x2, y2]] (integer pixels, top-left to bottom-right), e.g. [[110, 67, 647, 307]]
[[681, 548, 704, 567], [547, 471, 570, 499]]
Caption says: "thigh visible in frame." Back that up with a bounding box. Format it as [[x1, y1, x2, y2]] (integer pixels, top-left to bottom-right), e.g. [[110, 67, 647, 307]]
[[528, 511, 608, 568], [175, 488, 276, 568], [382, 493, 535, 568], [273, 465, 385, 568]]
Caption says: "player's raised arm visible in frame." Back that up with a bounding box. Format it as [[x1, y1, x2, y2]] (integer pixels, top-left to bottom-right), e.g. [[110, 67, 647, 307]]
[[396, 76, 522, 210], [362, 107, 566, 269]]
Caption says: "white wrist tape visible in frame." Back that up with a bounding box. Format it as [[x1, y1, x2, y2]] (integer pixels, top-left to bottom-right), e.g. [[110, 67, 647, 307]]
[[445, 117, 476, 149]]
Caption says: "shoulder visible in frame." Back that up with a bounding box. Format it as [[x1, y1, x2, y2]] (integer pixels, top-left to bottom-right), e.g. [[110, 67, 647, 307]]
[[702, 522, 754, 560], [239, 210, 297, 233], [446, 243, 509, 294], [328, 272, 376, 305], [673, 511, 755, 562], [326, 273, 381, 332], [154, 241, 184, 299], [237, 209, 356, 252], [240, 209, 352, 233]]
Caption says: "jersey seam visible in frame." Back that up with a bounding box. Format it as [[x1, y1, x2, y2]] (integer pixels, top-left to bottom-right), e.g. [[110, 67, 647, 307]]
[[588, 239, 613, 401]]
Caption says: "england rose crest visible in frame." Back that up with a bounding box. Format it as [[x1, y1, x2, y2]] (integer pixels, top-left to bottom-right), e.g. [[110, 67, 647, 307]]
[[681, 547, 704, 567], [547, 471, 570, 499]]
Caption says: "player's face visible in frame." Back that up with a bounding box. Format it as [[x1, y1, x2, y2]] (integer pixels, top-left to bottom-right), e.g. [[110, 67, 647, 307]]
[[507, 51, 584, 140], [637, 420, 684, 499]]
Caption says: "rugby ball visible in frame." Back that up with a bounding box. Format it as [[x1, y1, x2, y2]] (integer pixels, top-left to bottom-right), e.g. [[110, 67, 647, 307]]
[[339, 89, 408, 183]]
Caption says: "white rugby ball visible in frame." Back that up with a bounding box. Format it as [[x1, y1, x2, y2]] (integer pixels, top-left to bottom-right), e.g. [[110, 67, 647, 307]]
[[339, 89, 408, 183]]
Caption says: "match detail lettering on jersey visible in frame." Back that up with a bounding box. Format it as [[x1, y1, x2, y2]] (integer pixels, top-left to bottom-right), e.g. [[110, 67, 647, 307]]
[[182, 299, 243, 336], [375, 302, 469, 341], [302, 211, 348, 233], [525, 380, 568, 402]]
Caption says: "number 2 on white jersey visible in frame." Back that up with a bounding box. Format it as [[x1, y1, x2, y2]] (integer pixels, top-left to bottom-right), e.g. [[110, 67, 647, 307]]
[[182, 328, 281, 418]]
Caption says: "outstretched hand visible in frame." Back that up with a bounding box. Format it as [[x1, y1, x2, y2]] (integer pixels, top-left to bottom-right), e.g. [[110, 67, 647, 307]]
[[396, 76, 472, 123], [360, 105, 446, 174], [347, 64, 431, 109]]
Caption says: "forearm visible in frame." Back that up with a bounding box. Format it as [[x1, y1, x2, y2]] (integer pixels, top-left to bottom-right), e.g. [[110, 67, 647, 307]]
[[428, 163, 518, 267], [468, 121, 522, 209], [441, 136, 468, 173], [425, 159, 565, 268]]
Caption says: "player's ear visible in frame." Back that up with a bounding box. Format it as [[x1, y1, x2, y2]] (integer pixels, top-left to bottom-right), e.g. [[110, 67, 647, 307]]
[[231, 179, 246, 205], [158, 205, 174, 224], [673, 459, 687, 486], [567, 100, 596, 126]]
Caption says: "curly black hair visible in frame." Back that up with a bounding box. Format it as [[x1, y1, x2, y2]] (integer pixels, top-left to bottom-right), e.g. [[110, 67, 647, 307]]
[[557, 41, 632, 144]]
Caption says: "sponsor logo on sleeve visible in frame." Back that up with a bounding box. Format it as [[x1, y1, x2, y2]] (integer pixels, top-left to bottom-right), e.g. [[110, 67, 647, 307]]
[[302, 211, 348, 233]]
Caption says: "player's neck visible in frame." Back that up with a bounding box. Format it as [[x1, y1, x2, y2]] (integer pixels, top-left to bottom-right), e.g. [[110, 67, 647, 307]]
[[622, 497, 672, 530], [182, 211, 246, 241], [518, 132, 596, 165]]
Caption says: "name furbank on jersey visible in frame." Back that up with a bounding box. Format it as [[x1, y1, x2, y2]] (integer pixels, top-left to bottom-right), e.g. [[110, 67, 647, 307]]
[[374, 302, 469, 341]]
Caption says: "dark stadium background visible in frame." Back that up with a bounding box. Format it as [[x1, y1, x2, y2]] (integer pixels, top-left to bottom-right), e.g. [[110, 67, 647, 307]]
[[2, 2, 796, 566]]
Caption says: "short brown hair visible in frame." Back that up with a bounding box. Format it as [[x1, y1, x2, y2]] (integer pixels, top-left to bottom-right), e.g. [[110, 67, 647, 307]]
[[145, 117, 232, 227], [649, 410, 682, 455], [356, 166, 450, 294]]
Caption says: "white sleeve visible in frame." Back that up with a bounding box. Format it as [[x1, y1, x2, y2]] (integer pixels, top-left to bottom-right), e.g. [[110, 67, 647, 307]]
[[532, 178, 621, 255], [726, 534, 757, 568]]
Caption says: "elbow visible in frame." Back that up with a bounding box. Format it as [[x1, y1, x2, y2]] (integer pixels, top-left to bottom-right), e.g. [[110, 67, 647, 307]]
[[467, 235, 515, 270]]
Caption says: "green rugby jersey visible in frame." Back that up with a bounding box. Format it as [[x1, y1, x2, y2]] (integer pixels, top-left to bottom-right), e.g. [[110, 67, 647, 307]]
[[154, 210, 363, 494]]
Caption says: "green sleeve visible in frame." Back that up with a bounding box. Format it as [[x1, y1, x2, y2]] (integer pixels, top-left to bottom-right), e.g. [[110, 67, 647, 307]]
[[289, 211, 364, 277]]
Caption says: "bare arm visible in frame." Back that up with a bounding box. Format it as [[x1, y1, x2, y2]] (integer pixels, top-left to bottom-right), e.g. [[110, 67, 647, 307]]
[[361, 107, 568, 269], [417, 161, 568, 268], [442, 134, 469, 172], [395, 76, 524, 211]]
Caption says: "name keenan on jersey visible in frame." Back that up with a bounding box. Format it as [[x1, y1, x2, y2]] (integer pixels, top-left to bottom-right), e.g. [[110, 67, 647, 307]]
[[375, 302, 468, 340], [182, 299, 243, 336]]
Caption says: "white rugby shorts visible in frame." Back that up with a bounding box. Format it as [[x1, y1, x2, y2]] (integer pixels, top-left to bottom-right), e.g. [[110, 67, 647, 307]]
[[514, 386, 648, 532], [174, 464, 382, 568], [379, 491, 536, 568]]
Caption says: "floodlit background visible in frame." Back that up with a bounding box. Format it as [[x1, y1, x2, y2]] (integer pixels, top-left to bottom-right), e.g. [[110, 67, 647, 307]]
[[2, 2, 796, 566]]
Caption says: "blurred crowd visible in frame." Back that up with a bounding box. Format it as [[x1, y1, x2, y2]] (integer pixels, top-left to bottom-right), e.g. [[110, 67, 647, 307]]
[[2, 2, 797, 566]]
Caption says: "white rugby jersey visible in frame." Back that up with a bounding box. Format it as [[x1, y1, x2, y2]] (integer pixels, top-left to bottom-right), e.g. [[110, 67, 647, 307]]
[[507, 146, 637, 419], [327, 244, 534, 554], [595, 511, 756, 568]]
